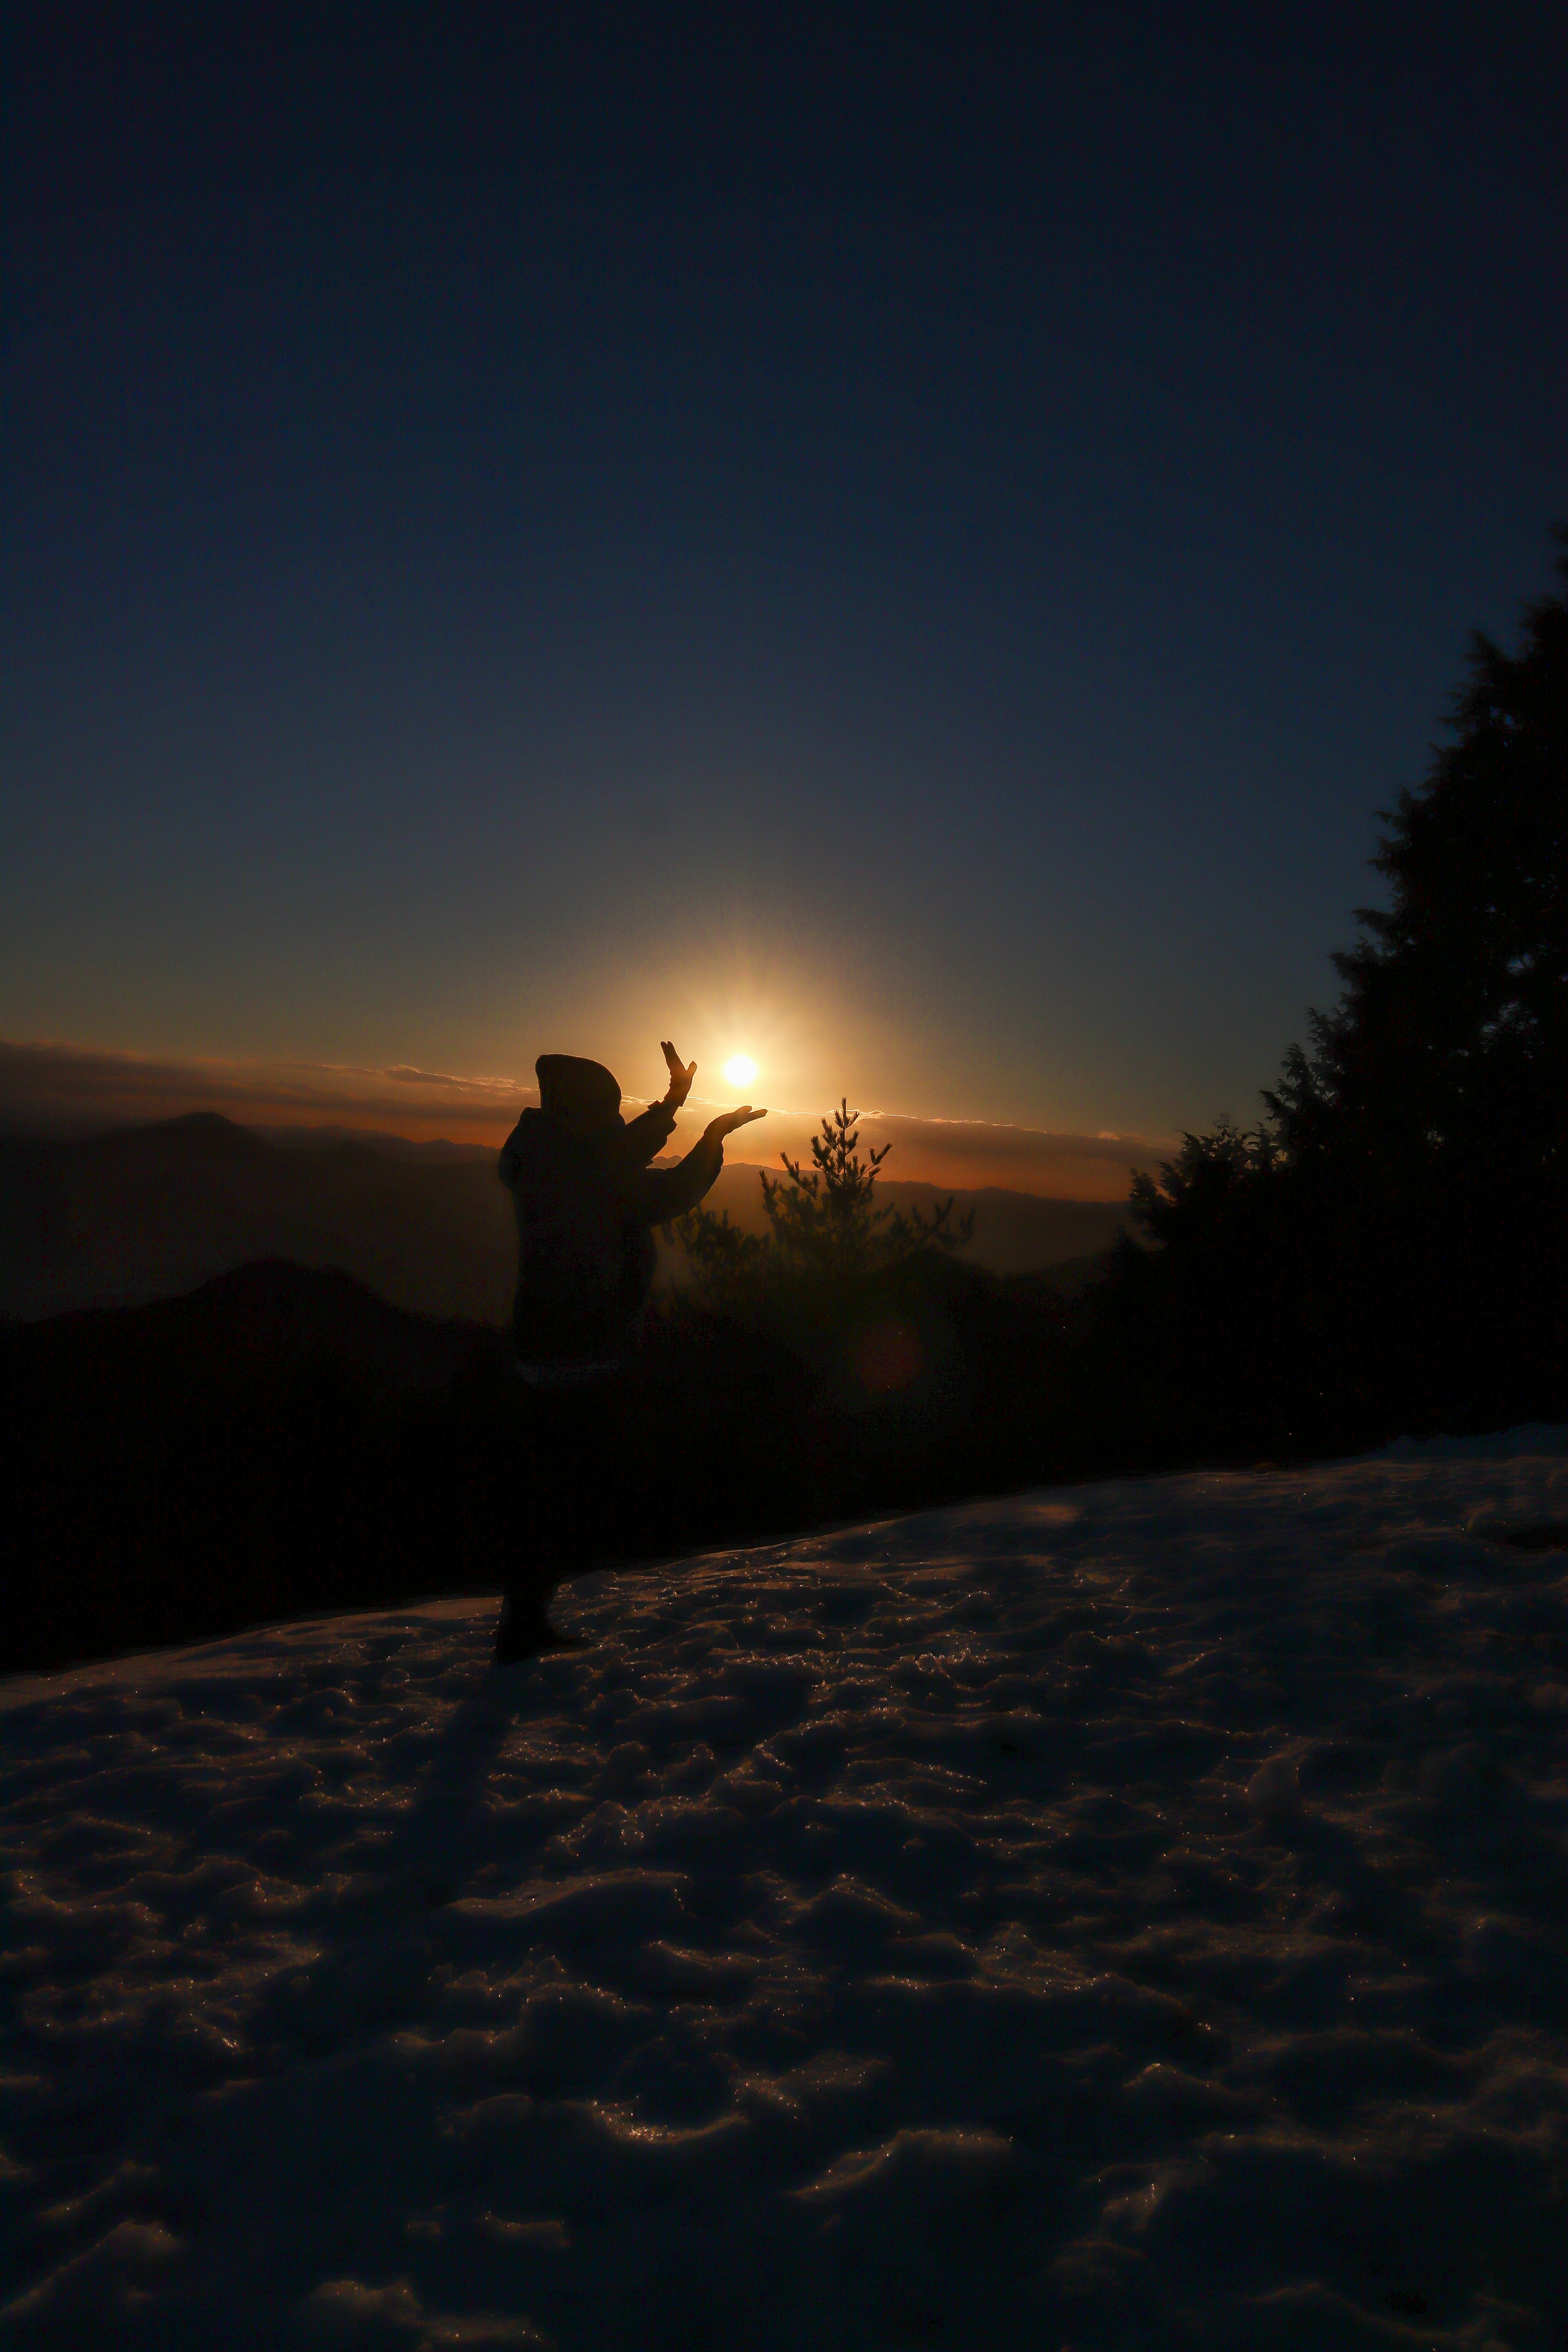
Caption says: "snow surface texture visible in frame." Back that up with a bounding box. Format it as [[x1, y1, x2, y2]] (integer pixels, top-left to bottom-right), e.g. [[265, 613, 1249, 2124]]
[[4, 1434, 1568, 2350]]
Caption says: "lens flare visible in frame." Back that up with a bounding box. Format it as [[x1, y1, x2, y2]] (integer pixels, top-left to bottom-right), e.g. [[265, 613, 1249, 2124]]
[[722, 1055, 758, 1089]]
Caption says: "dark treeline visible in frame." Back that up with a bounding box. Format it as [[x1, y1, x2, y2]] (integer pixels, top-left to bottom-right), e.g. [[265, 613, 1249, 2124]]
[[1097, 528, 1568, 1459], [4, 537, 1564, 1675]]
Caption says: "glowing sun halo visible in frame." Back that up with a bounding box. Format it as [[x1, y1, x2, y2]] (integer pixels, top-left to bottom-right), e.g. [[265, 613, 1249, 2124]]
[[722, 1055, 758, 1090]]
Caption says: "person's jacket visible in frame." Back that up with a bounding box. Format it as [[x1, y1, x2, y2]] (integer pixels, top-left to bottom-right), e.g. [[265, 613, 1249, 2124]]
[[499, 1100, 723, 1365]]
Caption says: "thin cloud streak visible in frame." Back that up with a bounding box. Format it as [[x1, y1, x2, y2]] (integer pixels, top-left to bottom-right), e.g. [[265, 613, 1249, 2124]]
[[0, 1040, 532, 1138], [0, 1041, 1174, 1199]]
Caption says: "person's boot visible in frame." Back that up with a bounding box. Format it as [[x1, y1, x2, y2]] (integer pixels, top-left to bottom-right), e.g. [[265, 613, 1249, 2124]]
[[492, 1582, 584, 1664]]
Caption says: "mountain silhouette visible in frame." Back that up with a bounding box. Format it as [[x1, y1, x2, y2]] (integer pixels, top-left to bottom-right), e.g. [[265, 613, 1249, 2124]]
[[0, 1114, 1129, 1322], [0, 1113, 514, 1321]]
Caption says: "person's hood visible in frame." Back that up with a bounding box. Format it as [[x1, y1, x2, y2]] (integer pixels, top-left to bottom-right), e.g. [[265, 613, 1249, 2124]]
[[535, 1054, 623, 1129]]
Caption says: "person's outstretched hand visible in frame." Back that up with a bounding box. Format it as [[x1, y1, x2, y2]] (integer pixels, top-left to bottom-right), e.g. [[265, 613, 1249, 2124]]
[[661, 1040, 696, 1107], [704, 1105, 766, 1143]]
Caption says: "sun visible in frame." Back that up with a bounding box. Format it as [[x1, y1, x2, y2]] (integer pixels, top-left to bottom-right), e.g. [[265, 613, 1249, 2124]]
[[722, 1055, 758, 1090]]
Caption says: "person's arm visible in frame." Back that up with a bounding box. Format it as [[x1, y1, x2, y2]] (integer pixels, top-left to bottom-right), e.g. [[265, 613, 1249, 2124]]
[[622, 1100, 679, 1164], [638, 1106, 765, 1222], [622, 1039, 698, 1165]]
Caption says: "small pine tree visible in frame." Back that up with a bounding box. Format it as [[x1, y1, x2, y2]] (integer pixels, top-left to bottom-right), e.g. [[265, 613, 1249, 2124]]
[[759, 1099, 893, 1281], [676, 1097, 973, 1303]]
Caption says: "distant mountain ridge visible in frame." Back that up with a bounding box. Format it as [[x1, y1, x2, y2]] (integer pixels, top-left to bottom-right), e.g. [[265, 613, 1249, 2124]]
[[0, 1114, 517, 1323], [662, 1158, 1131, 1283], [0, 1114, 1131, 1323]]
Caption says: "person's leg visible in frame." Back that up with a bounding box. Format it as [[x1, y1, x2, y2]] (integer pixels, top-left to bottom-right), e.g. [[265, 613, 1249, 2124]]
[[492, 1377, 607, 1664], [493, 1580, 583, 1660], [494, 1379, 559, 1663]]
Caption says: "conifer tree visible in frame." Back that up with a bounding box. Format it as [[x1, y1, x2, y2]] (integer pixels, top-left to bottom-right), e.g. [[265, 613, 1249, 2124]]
[[677, 1098, 972, 1304], [1269, 526, 1568, 1210], [1100, 530, 1567, 1443]]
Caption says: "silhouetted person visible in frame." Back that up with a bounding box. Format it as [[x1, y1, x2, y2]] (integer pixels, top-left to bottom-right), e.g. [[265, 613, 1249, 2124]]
[[493, 1042, 762, 1660]]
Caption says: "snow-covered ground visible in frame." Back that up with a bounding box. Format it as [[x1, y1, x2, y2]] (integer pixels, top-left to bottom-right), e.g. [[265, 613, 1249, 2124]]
[[4, 1433, 1568, 2351]]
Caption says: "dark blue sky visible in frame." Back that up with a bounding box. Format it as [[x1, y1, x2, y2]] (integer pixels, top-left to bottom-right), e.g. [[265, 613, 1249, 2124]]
[[5, 2, 1566, 1143]]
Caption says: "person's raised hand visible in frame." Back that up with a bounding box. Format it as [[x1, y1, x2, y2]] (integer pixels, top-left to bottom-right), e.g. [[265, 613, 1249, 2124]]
[[703, 1106, 766, 1143], [660, 1040, 696, 1107]]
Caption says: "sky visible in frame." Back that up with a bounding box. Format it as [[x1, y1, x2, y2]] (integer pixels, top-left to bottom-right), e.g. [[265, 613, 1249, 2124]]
[[4, 3, 1566, 1183]]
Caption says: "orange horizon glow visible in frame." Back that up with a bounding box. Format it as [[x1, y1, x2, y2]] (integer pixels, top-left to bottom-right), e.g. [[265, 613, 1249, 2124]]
[[0, 1039, 1175, 1202]]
